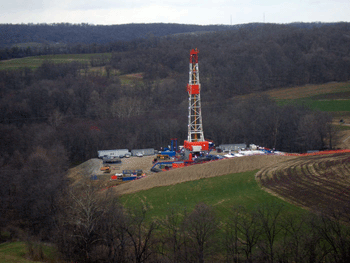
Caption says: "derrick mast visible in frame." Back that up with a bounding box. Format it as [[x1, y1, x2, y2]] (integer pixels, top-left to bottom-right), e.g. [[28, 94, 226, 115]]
[[184, 48, 209, 152]]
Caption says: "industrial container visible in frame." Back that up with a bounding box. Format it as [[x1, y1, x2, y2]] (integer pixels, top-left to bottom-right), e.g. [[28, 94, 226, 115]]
[[161, 150, 176, 157], [131, 148, 155, 156], [217, 144, 247, 152], [122, 176, 137, 181], [97, 149, 131, 158]]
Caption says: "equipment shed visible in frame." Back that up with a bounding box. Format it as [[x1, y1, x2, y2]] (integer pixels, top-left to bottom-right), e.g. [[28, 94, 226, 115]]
[[131, 148, 155, 156]]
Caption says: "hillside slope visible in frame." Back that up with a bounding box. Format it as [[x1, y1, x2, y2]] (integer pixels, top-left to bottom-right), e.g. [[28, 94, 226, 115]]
[[110, 155, 294, 195], [256, 152, 350, 213]]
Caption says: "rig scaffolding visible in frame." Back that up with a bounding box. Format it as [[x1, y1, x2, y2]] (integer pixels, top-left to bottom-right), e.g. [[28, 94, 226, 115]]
[[184, 48, 209, 152]]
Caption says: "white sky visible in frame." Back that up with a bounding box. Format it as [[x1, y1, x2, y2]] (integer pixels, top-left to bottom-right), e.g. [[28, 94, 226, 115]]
[[0, 0, 349, 25]]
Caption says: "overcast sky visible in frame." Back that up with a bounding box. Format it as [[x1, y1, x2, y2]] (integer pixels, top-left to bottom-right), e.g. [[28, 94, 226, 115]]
[[1, 0, 349, 25]]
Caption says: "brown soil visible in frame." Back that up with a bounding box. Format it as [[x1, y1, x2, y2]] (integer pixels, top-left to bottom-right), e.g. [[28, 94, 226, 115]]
[[67, 156, 156, 181], [109, 155, 294, 195], [68, 151, 350, 216], [265, 82, 350, 100], [68, 158, 103, 180], [67, 154, 294, 194], [256, 152, 350, 212], [337, 130, 350, 149]]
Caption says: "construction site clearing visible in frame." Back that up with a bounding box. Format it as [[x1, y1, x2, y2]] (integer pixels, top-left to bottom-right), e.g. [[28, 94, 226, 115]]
[[68, 148, 278, 187], [67, 146, 350, 195], [68, 48, 350, 194]]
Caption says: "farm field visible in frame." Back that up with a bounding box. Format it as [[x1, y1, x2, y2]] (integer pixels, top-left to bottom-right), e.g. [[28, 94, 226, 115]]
[[0, 53, 112, 70], [120, 169, 306, 220], [283, 98, 350, 112], [115, 152, 350, 220], [256, 152, 350, 214], [110, 154, 294, 195], [265, 82, 350, 100], [0, 241, 56, 263], [267, 82, 350, 112], [72, 151, 350, 216]]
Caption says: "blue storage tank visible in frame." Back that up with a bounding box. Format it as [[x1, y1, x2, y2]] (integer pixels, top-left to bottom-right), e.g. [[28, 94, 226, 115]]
[[161, 150, 176, 157], [122, 176, 137, 181]]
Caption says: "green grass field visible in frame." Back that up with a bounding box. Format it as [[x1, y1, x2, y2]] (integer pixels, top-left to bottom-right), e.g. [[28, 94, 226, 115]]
[[0, 53, 112, 70], [278, 98, 350, 112], [0, 241, 57, 263], [121, 170, 306, 221], [271, 84, 350, 112]]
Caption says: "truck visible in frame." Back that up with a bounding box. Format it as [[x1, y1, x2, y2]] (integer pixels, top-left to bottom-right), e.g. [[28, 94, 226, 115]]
[[100, 166, 111, 173]]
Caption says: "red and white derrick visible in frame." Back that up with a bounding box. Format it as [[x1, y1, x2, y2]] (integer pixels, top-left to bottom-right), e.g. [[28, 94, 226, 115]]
[[184, 48, 209, 152]]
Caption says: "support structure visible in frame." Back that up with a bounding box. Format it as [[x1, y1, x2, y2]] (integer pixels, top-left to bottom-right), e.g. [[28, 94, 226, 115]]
[[184, 48, 209, 152]]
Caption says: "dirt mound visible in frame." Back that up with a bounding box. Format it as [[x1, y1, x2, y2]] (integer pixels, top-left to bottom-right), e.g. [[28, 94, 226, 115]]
[[110, 155, 294, 195], [68, 158, 103, 181], [256, 152, 350, 212]]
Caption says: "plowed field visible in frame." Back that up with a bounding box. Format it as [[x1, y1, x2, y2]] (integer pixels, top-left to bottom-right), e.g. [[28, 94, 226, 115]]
[[69, 151, 350, 216], [256, 152, 350, 212]]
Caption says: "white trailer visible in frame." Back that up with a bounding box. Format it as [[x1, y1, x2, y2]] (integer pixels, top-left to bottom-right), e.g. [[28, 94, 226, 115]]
[[131, 148, 155, 156], [97, 149, 130, 158]]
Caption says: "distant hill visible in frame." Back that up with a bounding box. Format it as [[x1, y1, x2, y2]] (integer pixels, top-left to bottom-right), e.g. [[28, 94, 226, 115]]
[[0, 23, 231, 48], [0, 22, 337, 48]]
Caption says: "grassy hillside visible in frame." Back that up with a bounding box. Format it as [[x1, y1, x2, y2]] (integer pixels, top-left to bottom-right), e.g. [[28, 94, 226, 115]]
[[0, 53, 111, 70], [121, 169, 306, 220], [265, 82, 350, 112], [0, 241, 57, 263]]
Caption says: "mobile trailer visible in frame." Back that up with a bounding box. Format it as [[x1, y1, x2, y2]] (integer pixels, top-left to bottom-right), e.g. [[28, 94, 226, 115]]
[[97, 149, 131, 158], [131, 148, 155, 156]]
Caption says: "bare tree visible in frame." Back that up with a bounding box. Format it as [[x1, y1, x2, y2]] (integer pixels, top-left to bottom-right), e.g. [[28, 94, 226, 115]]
[[237, 208, 262, 263], [159, 205, 188, 263], [312, 208, 350, 263], [123, 204, 159, 263], [55, 182, 107, 262], [100, 195, 132, 263], [277, 212, 317, 263], [184, 203, 218, 263], [224, 206, 242, 263], [256, 202, 284, 263]]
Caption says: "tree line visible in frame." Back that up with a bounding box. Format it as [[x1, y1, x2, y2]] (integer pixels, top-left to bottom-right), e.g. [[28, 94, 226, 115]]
[[34, 184, 350, 262], [0, 22, 333, 49], [0, 23, 233, 48]]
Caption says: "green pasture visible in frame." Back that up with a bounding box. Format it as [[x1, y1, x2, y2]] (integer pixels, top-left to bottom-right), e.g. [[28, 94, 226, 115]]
[[338, 124, 350, 130], [121, 170, 306, 221], [0, 241, 56, 263], [298, 99, 350, 112], [278, 97, 350, 112], [0, 53, 112, 70]]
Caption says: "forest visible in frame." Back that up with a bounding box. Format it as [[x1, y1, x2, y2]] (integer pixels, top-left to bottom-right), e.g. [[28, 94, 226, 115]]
[[0, 22, 339, 59], [0, 22, 349, 262]]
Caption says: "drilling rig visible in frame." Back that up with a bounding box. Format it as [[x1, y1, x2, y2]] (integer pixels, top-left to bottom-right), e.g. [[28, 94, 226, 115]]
[[183, 48, 209, 154]]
